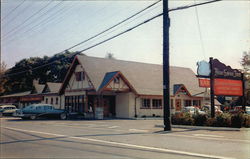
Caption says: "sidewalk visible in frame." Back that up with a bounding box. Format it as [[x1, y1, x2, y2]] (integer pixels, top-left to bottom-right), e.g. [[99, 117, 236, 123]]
[[155, 124, 250, 131]]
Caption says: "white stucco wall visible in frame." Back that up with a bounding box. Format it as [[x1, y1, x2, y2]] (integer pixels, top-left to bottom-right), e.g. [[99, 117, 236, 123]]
[[66, 64, 93, 91], [116, 93, 130, 118], [42, 95, 61, 109]]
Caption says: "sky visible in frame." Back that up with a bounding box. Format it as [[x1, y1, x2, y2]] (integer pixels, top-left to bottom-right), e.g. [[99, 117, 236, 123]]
[[1, 0, 250, 73]]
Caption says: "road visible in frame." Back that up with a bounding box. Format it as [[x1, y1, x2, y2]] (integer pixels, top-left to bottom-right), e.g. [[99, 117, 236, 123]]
[[0, 117, 249, 159]]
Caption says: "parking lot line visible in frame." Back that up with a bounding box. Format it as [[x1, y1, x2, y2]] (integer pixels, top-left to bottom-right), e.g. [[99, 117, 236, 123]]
[[160, 133, 250, 143], [2, 126, 236, 159]]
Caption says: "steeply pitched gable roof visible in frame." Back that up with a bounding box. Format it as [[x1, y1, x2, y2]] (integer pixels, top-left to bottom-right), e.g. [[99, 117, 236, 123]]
[[72, 55, 204, 96], [173, 84, 191, 96], [43, 82, 62, 94], [31, 84, 45, 94], [98, 71, 119, 91], [98, 71, 137, 94]]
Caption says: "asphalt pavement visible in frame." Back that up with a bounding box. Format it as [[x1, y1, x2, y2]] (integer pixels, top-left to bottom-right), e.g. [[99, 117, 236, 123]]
[[0, 117, 249, 159]]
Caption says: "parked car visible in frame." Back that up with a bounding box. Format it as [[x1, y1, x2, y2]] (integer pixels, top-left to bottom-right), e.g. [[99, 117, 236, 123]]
[[182, 106, 206, 115], [246, 106, 250, 114], [202, 105, 223, 114], [14, 104, 68, 120], [0, 105, 18, 117]]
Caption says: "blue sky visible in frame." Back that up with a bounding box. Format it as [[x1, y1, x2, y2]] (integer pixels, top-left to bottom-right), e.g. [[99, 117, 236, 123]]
[[1, 0, 249, 72]]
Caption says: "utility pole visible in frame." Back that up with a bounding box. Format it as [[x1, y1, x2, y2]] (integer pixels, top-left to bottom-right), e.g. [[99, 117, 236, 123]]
[[163, 0, 171, 131], [209, 57, 215, 118]]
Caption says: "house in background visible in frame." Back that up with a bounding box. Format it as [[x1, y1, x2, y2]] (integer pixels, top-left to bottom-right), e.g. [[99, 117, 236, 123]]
[[0, 91, 31, 108], [59, 55, 205, 118], [41, 82, 62, 109]]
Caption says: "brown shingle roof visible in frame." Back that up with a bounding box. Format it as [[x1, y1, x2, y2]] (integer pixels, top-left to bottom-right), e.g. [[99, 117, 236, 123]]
[[44, 82, 62, 94], [76, 55, 205, 96]]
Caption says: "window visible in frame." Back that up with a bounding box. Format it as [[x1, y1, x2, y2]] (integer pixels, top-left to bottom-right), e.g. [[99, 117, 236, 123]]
[[55, 97, 58, 105], [75, 72, 85, 81], [184, 100, 191, 106], [51, 98, 53, 104], [141, 98, 150, 109], [193, 100, 201, 107], [152, 99, 162, 109], [114, 77, 120, 84], [45, 98, 48, 104]]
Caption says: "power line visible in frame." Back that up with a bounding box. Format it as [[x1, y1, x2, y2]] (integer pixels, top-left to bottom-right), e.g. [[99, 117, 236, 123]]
[[2, 0, 54, 39], [66, 0, 162, 51], [1, 2, 34, 27], [2, 0, 160, 74], [194, 0, 206, 60], [3, 1, 65, 44], [1, 0, 26, 21], [1, 0, 222, 78]]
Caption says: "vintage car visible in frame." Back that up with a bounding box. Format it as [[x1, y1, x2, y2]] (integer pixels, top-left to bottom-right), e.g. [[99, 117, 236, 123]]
[[14, 104, 68, 120], [0, 105, 18, 117]]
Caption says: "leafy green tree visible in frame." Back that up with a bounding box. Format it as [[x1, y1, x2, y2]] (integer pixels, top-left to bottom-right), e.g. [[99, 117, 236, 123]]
[[1, 51, 83, 95]]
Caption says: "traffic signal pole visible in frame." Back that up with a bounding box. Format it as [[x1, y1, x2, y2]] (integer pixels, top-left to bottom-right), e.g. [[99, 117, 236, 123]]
[[163, 0, 171, 131]]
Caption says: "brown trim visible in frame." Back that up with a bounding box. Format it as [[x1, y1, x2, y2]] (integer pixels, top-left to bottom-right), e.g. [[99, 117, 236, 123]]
[[174, 84, 192, 97], [139, 95, 163, 98], [59, 56, 79, 95], [59, 56, 96, 95], [65, 88, 94, 93], [98, 71, 138, 95]]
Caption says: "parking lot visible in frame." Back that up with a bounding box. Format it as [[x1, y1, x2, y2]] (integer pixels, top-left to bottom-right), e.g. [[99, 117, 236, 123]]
[[0, 117, 249, 159]]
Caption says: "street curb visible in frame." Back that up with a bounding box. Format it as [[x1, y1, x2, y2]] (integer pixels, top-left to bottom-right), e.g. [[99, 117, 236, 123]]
[[155, 124, 250, 131]]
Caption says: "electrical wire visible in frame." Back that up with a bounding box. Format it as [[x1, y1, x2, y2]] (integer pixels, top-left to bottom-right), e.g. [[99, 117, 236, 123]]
[[1, 0, 26, 21], [2, 0, 162, 74], [2, 0, 54, 39], [3, 1, 65, 44], [1, 0, 222, 78], [194, 0, 207, 60]]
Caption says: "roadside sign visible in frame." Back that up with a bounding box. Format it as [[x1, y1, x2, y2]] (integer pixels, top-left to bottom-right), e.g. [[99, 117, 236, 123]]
[[198, 79, 210, 88], [197, 60, 211, 77], [214, 78, 243, 96]]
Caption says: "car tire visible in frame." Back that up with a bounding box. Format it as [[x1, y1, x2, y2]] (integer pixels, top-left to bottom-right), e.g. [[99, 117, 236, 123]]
[[60, 113, 67, 120], [30, 115, 36, 120]]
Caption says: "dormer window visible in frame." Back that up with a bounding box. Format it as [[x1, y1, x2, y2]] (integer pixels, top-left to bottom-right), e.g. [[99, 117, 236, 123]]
[[75, 72, 85, 81]]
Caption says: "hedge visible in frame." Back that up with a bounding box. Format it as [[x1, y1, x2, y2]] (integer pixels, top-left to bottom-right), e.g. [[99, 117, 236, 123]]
[[171, 112, 250, 128]]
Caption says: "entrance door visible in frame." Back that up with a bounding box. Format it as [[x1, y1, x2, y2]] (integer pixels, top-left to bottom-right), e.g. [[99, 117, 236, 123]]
[[103, 96, 116, 117], [175, 99, 182, 111]]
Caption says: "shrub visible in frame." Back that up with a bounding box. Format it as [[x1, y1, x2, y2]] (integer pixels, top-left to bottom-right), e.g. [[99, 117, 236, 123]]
[[206, 118, 216, 126], [193, 114, 208, 126], [171, 112, 193, 125], [242, 114, 250, 128], [231, 113, 244, 128], [214, 113, 231, 127]]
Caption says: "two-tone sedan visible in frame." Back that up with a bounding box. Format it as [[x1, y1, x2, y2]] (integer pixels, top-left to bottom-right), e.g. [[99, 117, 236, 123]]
[[0, 105, 18, 117], [15, 104, 68, 120]]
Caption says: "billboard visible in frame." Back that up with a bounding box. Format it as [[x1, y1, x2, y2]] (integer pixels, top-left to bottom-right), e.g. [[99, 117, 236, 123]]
[[214, 78, 243, 96]]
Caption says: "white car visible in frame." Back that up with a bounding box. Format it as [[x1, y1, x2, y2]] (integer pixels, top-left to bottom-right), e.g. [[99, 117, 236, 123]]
[[183, 106, 206, 115], [246, 106, 250, 114], [0, 105, 18, 117]]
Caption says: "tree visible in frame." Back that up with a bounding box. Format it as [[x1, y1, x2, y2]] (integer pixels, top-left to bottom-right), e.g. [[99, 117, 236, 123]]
[[1, 51, 83, 95], [0, 61, 7, 95], [241, 50, 250, 105]]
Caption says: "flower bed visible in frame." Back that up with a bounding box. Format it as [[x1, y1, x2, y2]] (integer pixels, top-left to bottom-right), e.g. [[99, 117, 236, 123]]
[[171, 112, 250, 128]]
